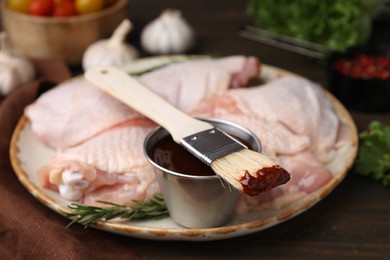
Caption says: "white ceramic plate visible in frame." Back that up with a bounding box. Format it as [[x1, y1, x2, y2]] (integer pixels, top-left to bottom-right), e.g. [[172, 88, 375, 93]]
[[10, 56, 358, 241]]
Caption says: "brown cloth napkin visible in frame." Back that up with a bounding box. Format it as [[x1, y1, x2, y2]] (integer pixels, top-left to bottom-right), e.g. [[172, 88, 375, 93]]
[[0, 60, 140, 259]]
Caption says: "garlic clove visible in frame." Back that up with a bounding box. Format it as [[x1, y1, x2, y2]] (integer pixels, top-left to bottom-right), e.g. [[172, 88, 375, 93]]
[[141, 9, 195, 55], [83, 40, 138, 69], [0, 32, 35, 96], [0, 67, 18, 96], [145, 20, 169, 54], [59, 184, 83, 201], [82, 19, 139, 71]]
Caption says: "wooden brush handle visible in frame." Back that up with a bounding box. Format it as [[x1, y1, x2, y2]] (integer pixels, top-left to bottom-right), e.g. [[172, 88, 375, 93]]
[[85, 66, 214, 143]]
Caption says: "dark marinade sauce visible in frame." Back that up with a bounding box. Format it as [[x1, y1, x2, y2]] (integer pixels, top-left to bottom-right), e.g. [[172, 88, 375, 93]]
[[239, 166, 291, 196], [152, 134, 251, 176]]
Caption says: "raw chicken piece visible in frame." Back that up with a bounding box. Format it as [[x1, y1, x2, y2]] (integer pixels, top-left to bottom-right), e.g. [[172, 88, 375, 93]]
[[25, 56, 260, 149], [138, 55, 260, 114], [278, 152, 333, 194], [25, 78, 143, 149], [39, 123, 160, 206], [83, 166, 160, 206], [57, 121, 154, 174], [212, 76, 340, 164], [209, 75, 340, 212], [236, 184, 308, 213]]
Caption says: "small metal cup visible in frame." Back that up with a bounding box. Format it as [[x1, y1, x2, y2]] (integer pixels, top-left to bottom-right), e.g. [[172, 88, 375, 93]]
[[144, 118, 262, 228]]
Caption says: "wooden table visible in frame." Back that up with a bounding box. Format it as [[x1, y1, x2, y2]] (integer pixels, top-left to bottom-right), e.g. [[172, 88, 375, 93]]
[[126, 1, 390, 258], [1, 1, 389, 259]]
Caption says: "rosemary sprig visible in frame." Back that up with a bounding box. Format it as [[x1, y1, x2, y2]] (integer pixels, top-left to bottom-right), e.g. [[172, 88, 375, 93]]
[[128, 55, 213, 76], [129, 63, 174, 76], [65, 194, 169, 228]]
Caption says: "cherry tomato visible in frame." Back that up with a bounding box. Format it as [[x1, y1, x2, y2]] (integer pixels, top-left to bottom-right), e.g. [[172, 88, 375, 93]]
[[75, 0, 103, 14], [7, 0, 32, 13], [333, 54, 390, 80], [54, 1, 77, 17], [29, 0, 55, 16]]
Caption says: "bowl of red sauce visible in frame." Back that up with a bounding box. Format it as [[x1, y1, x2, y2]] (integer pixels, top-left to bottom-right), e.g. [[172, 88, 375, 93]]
[[327, 43, 390, 113], [143, 118, 262, 229]]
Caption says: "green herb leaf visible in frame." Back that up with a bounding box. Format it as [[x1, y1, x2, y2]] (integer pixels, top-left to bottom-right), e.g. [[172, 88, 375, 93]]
[[355, 121, 390, 186], [247, 0, 380, 51], [65, 194, 169, 228]]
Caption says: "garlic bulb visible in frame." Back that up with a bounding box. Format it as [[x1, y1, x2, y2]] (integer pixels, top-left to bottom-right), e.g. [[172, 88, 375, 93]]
[[141, 9, 195, 55], [0, 33, 35, 96], [82, 19, 138, 71]]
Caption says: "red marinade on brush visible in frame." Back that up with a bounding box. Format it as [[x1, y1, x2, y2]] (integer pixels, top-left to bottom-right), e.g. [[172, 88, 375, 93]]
[[239, 166, 291, 196]]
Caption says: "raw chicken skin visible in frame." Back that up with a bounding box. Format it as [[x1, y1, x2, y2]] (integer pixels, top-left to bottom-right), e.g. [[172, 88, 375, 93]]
[[25, 78, 142, 149], [137, 56, 260, 114], [58, 121, 155, 174], [278, 152, 333, 194], [236, 184, 308, 213], [212, 76, 340, 164], [39, 122, 160, 205], [83, 167, 160, 206], [25, 56, 260, 149], [211, 113, 311, 157]]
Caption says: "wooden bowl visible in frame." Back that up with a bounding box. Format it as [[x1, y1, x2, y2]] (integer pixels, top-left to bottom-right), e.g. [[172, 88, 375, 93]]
[[1, 0, 128, 65]]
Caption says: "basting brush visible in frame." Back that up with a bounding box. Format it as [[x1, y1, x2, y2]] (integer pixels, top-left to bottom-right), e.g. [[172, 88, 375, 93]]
[[85, 66, 290, 196]]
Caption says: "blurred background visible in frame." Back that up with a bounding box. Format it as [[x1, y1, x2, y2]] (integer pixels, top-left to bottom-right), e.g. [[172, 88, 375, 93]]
[[1, 0, 389, 82], [1, 0, 390, 126]]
